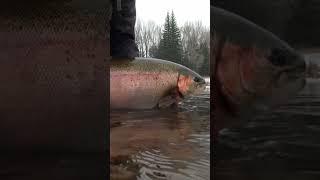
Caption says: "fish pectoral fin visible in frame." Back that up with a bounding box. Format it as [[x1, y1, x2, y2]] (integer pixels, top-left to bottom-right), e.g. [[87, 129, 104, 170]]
[[157, 95, 178, 109]]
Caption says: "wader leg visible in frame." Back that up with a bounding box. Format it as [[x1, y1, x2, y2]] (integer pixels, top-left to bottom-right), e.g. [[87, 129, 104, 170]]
[[110, 0, 138, 59]]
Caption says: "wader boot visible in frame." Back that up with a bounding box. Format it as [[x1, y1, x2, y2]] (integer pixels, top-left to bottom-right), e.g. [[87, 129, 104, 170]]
[[110, 0, 138, 60]]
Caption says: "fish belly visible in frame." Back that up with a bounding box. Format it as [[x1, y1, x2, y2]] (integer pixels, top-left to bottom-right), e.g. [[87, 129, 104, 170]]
[[110, 70, 176, 109]]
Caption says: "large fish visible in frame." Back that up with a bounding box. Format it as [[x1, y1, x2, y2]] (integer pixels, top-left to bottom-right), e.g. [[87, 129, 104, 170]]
[[212, 7, 306, 132], [110, 58, 206, 109]]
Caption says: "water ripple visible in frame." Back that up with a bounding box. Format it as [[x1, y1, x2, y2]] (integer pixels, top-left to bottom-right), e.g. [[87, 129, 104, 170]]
[[111, 81, 210, 180], [216, 78, 320, 179]]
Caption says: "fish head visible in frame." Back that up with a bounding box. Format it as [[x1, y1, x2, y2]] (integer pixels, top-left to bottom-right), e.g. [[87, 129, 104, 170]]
[[177, 67, 206, 98], [213, 7, 306, 117]]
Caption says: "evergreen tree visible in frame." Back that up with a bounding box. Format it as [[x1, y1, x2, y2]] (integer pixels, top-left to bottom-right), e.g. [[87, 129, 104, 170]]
[[169, 11, 183, 63], [157, 11, 183, 64], [149, 44, 158, 58], [157, 12, 170, 59]]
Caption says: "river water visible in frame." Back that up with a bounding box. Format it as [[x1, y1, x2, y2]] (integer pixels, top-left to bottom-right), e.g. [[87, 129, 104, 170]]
[[110, 78, 210, 180], [215, 78, 320, 180]]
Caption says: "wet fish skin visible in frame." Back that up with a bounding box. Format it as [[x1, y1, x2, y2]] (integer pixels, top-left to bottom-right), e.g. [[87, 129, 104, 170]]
[[212, 7, 306, 131], [110, 57, 206, 109]]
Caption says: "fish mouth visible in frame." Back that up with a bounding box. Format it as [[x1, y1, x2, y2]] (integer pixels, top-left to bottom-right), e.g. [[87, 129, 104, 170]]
[[276, 70, 305, 89], [198, 80, 206, 86], [274, 56, 306, 94], [194, 77, 206, 89], [196, 76, 207, 86], [198, 81, 207, 91], [275, 53, 306, 85]]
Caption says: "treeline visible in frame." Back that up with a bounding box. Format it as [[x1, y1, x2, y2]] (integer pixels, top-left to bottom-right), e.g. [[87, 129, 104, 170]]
[[135, 12, 210, 76], [214, 0, 320, 49]]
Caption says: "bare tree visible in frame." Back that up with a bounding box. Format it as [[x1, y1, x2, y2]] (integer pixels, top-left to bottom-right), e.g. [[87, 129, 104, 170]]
[[181, 21, 209, 71], [135, 19, 145, 57], [135, 19, 161, 57]]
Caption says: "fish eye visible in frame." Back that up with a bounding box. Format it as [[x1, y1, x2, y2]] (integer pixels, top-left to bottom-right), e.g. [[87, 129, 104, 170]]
[[268, 48, 289, 66]]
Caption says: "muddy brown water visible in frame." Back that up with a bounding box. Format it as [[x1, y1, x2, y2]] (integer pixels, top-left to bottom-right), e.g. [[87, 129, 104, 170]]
[[110, 78, 210, 180]]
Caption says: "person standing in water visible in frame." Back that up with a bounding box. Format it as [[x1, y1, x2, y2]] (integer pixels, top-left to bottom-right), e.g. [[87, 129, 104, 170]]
[[110, 0, 139, 59]]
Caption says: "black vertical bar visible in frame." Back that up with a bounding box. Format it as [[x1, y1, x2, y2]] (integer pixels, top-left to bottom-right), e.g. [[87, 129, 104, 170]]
[[210, 1, 215, 180]]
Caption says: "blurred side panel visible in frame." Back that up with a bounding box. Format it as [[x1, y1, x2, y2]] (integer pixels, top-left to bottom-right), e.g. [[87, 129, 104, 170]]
[[0, 0, 110, 179]]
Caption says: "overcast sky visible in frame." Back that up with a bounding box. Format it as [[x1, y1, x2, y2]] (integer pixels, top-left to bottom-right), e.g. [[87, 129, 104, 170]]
[[136, 0, 209, 27]]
